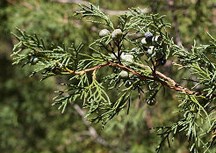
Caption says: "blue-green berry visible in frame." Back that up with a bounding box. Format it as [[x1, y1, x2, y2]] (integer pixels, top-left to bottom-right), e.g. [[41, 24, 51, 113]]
[[152, 35, 161, 42], [119, 70, 129, 78], [141, 38, 147, 44], [99, 29, 110, 37], [145, 31, 153, 38], [147, 46, 154, 54], [144, 31, 153, 42], [30, 56, 39, 65], [146, 99, 156, 106], [159, 58, 166, 65], [111, 29, 123, 39]]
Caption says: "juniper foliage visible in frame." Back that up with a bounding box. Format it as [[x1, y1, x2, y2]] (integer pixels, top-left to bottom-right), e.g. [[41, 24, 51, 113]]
[[11, 3, 216, 153]]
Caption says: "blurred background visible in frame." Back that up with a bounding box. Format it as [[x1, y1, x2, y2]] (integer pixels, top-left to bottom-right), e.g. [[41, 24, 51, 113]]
[[0, 0, 216, 153]]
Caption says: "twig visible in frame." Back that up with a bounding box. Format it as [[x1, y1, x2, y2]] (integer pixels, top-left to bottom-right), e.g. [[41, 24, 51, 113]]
[[64, 61, 196, 95], [64, 62, 110, 75], [155, 71, 194, 94], [73, 104, 109, 146]]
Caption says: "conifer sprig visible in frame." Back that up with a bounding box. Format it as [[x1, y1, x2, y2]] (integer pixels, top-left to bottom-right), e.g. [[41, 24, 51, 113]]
[[11, 3, 216, 153]]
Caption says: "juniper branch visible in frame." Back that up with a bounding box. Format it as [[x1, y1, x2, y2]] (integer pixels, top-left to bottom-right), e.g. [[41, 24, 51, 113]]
[[10, 4, 216, 152], [63, 61, 196, 95]]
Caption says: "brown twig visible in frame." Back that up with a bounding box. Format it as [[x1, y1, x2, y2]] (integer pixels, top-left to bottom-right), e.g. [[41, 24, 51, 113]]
[[64, 62, 110, 75], [73, 104, 109, 146], [64, 61, 196, 95], [154, 71, 194, 94]]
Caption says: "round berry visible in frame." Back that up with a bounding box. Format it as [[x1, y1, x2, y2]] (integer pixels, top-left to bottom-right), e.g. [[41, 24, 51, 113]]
[[111, 29, 123, 39], [159, 58, 166, 65], [141, 38, 147, 44], [147, 46, 154, 55], [144, 31, 153, 42], [144, 31, 153, 38], [146, 99, 156, 106], [125, 81, 132, 87], [30, 56, 39, 65], [119, 70, 129, 78], [152, 35, 161, 42], [99, 29, 110, 37]]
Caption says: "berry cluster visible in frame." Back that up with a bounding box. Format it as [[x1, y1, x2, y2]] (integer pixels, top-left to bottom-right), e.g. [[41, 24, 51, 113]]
[[97, 28, 168, 95], [98, 28, 167, 68], [99, 28, 134, 64], [99, 28, 123, 39], [140, 31, 166, 66]]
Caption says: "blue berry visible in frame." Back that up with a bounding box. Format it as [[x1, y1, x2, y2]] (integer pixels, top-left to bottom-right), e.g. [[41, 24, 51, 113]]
[[99, 29, 110, 37], [147, 46, 154, 54], [157, 58, 166, 65], [30, 56, 39, 65], [146, 99, 156, 106], [152, 35, 161, 42], [144, 31, 153, 38], [111, 29, 123, 39], [119, 70, 129, 78], [141, 38, 147, 44], [144, 31, 153, 42]]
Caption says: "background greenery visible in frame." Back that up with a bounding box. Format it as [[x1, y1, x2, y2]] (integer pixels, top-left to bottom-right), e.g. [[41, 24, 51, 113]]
[[0, 0, 215, 153]]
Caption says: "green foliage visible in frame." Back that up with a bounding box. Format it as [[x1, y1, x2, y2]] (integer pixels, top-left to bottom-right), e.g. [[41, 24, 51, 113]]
[[11, 2, 216, 153], [1, 0, 216, 153], [12, 4, 171, 123], [0, 1, 111, 153]]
